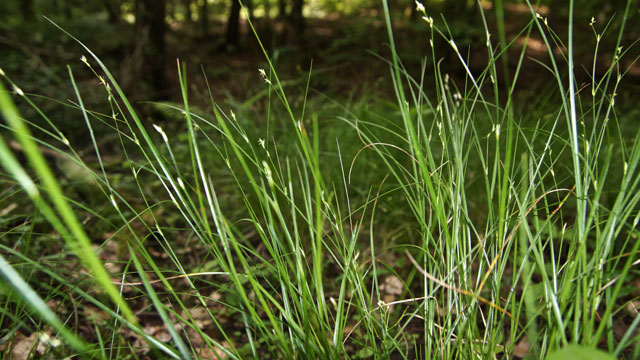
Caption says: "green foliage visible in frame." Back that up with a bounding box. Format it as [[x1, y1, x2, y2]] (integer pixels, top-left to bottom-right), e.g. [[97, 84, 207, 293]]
[[546, 345, 617, 360], [1, 0, 639, 358]]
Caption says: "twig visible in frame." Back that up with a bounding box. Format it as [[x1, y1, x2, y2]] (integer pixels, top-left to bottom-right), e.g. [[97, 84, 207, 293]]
[[405, 250, 512, 318], [113, 271, 235, 286], [476, 185, 575, 295]]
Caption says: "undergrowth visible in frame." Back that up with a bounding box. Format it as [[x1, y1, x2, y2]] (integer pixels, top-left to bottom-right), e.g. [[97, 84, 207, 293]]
[[1, 0, 639, 359]]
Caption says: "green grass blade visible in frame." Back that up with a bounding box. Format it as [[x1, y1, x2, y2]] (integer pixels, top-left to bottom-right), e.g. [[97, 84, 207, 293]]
[[0, 80, 136, 324], [0, 253, 91, 355]]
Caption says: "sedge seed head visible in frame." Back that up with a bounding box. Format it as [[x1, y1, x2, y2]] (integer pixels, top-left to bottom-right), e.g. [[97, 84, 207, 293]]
[[13, 85, 24, 96]]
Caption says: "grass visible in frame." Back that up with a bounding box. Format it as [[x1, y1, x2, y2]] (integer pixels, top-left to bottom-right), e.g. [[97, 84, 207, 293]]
[[1, 0, 639, 358]]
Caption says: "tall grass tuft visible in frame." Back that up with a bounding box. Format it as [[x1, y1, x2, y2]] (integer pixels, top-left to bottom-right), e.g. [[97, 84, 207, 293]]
[[1, 0, 639, 358]]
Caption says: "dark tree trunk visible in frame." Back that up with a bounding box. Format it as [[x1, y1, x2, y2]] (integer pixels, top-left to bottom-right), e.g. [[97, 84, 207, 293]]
[[62, 0, 72, 19], [200, 0, 209, 35], [102, 0, 120, 23], [183, 0, 192, 22], [20, 0, 35, 20], [245, 0, 254, 19], [137, 0, 168, 98], [263, 0, 271, 18], [278, 0, 287, 18], [288, 0, 304, 44], [290, 0, 304, 33], [225, 0, 242, 49]]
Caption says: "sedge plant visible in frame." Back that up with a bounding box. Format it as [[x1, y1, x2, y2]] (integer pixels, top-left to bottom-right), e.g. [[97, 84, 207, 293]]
[[1, 0, 639, 358]]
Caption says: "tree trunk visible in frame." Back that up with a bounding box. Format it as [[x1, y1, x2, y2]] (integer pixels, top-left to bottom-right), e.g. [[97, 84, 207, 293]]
[[200, 0, 209, 35], [225, 0, 242, 49], [263, 0, 271, 18], [183, 0, 192, 22], [63, 0, 72, 18], [138, 0, 168, 98], [289, 0, 304, 44], [290, 0, 303, 33], [20, 0, 35, 20], [102, 0, 120, 23], [278, 0, 287, 19], [245, 0, 254, 19]]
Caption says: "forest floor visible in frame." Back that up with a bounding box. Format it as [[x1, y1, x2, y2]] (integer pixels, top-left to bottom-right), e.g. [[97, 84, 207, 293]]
[[2, 3, 640, 359]]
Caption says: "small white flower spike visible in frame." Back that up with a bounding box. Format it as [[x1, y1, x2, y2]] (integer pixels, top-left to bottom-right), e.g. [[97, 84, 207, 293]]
[[13, 85, 24, 96], [110, 194, 119, 210], [153, 124, 169, 143], [259, 68, 271, 84], [262, 161, 274, 186]]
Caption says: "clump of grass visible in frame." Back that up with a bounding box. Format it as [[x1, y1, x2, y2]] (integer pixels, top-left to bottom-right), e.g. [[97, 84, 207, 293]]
[[1, 0, 639, 358]]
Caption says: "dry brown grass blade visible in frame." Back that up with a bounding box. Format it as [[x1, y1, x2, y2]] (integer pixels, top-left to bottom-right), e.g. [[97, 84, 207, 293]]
[[113, 272, 233, 286], [476, 185, 575, 295], [405, 250, 513, 318]]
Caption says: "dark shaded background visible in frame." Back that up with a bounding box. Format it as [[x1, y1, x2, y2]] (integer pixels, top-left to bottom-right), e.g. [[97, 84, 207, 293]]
[[0, 0, 638, 156]]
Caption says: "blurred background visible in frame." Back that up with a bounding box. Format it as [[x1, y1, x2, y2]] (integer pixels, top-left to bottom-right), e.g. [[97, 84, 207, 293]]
[[1, 0, 637, 109]]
